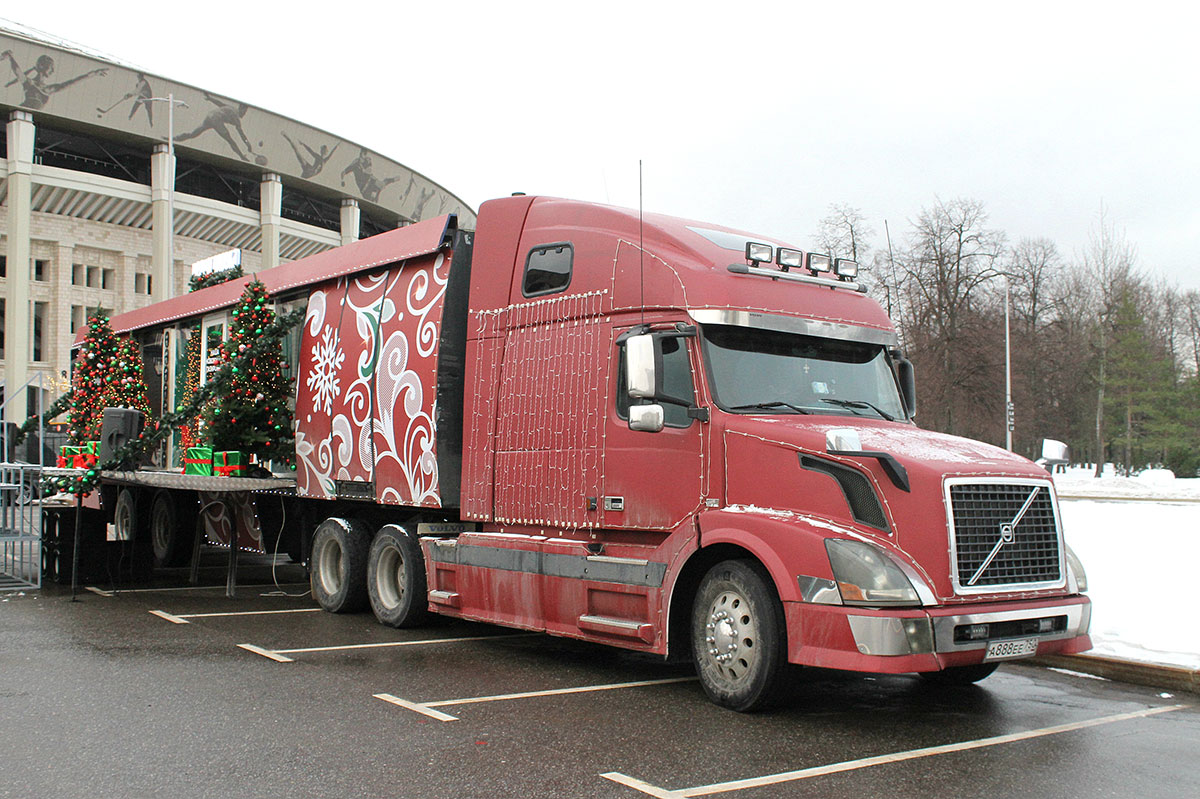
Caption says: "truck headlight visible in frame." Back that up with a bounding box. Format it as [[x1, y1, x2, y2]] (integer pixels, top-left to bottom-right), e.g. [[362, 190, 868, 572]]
[[1065, 543, 1088, 593], [826, 539, 921, 607]]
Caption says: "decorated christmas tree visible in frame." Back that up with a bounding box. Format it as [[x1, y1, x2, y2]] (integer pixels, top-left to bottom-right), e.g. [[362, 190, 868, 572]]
[[205, 279, 294, 466], [111, 336, 152, 417], [66, 311, 120, 444], [178, 329, 203, 450]]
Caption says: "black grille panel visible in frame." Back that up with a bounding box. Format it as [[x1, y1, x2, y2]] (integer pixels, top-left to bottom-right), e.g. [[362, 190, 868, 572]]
[[949, 483, 1061, 589]]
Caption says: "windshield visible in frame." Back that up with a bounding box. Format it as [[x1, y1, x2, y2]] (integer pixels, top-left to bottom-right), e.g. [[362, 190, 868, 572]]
[[701, 324, 906, 420]]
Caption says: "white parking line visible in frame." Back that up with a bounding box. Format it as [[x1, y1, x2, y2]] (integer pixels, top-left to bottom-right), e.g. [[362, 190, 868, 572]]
[[149, 607, 320, 624], [374, 693, 458, 722], [378, 677, 697, 722], [272, 633, 537, 655], [149, 609, 189, 624], [236, 633, 534, 662], [87, 583, 307, 595], [602, 704, 1190, 797], [237, 643, 296, 663]]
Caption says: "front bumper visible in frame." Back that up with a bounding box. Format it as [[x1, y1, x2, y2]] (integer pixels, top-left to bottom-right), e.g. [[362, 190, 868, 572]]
[[786, 595, 1092, 674]]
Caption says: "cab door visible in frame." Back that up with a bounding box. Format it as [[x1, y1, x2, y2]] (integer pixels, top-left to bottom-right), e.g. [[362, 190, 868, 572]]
[[601, 327, 707, 532]]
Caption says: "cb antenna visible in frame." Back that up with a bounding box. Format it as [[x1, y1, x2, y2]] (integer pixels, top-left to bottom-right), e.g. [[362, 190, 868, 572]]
[[639, 160, 645, 325]]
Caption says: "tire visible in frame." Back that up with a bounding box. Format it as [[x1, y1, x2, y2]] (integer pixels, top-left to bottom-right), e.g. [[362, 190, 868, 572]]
[[692, 559, 788, 712], [310, 517, 371, 613], [113, 488, 137, 543], [150, 490, 194, 568], [918, 663, 999, 686], [367, 524, 430, 628]]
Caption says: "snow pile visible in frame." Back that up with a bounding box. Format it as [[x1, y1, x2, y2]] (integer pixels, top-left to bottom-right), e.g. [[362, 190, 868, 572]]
[[1052, 465, 1200, 502], [1056, 482, 1200, 670]]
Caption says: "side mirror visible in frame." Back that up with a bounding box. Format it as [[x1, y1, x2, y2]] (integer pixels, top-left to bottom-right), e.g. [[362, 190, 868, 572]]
[[629, 404, 665, 433], [896, 357, 916, 418], [626, 333, 660, 399], [1036, 439, 1069, 472]]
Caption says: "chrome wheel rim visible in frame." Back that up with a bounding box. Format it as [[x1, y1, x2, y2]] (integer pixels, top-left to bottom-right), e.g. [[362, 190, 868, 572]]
[[316, 535, 344, 596], [375, 543, 404, 610], [703, 589, 758, 684], [150, 500, 171, 561]]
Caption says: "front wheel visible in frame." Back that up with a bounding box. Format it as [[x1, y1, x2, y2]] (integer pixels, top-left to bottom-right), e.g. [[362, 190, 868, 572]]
[[367, 525, 430, 628], [691, 559, 787, 712]]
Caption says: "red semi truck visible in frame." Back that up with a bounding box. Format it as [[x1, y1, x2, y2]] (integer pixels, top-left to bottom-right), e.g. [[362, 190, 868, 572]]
[[102, 195, 1091, 710]]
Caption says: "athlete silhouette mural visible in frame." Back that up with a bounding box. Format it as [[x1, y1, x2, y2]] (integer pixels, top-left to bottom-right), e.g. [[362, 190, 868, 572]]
[[1, 50, 107, 110], [96, 72, 155, 125], [282, 132, 338, 178], [340, 147, 403, 202], [176, 92, 266, 164]]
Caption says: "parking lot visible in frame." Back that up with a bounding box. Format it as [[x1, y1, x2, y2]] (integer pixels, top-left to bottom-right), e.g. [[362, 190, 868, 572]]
[[3, 561, 1197, 799]]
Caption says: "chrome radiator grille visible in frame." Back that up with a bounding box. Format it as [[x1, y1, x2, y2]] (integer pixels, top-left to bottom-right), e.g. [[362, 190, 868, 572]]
[[948, 481, 1063, 592]]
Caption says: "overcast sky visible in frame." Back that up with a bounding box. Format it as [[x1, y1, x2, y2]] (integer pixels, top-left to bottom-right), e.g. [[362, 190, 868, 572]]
[[5, 1, 1198, 290]]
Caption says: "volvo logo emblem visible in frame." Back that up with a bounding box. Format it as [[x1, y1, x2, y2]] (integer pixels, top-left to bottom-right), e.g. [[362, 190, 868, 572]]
[[1000, 522, 1015, 543]]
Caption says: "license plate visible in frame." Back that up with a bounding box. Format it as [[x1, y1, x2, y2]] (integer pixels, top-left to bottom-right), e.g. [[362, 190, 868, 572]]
[[984, 637, 1039, 661]]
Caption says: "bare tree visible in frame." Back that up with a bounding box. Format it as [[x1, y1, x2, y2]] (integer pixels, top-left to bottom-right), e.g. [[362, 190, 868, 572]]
[[897, 198, 1006, 436], [1081, 206, 1139, 475], [815, 204, 874, 264]]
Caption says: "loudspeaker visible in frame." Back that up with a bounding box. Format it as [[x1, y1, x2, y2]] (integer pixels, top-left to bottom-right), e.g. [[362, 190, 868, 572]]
[[100, 407, 145, 467]]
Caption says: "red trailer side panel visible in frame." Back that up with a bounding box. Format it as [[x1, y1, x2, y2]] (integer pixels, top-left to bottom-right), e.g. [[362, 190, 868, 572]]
[[294, 252, 449, 505]]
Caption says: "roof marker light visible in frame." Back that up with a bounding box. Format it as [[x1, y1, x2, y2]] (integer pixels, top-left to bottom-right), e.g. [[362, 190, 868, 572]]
[[834, 258, 859, 279], [746, 242, 773, 264], [807, 253, 832, 273], [776, 248, 803, 271]]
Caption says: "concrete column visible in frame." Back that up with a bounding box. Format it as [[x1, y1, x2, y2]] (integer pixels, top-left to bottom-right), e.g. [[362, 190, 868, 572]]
[[259, 173, 283, 271], [5, 111, 34, 422], [150, 143, 176, 303], [340, 198, 360, 247]]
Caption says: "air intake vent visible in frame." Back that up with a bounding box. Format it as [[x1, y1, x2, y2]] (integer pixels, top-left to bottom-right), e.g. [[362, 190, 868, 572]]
[[800, 455, 888, 531]]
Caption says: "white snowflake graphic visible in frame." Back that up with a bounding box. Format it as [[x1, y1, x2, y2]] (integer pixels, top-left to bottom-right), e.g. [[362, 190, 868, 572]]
[[307, 325, 345, 415]]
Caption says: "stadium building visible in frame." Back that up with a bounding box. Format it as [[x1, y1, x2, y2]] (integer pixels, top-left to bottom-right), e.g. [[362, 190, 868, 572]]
[[0, 25, 473, 422]]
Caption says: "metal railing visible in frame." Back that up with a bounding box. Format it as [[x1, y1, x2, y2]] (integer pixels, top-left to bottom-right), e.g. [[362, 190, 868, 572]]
[[0, 372, 52, 591], [0, 462, 42, 590]]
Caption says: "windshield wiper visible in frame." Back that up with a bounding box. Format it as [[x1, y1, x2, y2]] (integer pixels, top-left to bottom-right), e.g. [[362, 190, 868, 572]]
[[820, 398, 895, 421], [728, 401, 812, 415]]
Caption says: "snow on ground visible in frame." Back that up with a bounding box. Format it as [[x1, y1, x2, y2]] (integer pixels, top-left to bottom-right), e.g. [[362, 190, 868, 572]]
[[1053, 467, 1200, 670]]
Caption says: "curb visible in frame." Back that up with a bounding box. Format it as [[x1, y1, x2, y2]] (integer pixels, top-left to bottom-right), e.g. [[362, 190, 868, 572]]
[[1031, 654, 1200, 695]]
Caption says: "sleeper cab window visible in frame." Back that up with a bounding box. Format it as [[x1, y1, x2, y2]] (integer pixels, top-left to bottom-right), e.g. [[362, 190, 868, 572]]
[[616, 336, 696, 428], [522, 242, 573, 297]]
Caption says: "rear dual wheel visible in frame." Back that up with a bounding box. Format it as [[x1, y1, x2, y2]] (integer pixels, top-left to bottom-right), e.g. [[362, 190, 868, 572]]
[[310, 518, 371, 613], [367, 525, 429, 628]]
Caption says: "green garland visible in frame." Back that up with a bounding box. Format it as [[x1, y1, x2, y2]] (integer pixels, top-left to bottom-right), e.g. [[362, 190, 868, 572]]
[[12, 390, 75, 446], [189, 265, 244, 293], [43, 306, 306, 497]]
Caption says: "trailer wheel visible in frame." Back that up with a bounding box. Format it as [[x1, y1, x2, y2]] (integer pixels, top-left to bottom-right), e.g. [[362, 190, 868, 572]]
[[114, 488, 137, 543], [692, 559, 787, 712], [918, 663, 999, 686], [367, 525, 430, 628], [310, 517, 371, 613], [150, 490, 193, 568]]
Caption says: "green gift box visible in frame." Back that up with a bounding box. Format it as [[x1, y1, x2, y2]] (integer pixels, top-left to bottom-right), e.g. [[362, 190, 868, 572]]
[[86, 441, 100, 456], [184, 447, 213, 476], [213, 451, 245, 477], [59, 445, 82, 468]]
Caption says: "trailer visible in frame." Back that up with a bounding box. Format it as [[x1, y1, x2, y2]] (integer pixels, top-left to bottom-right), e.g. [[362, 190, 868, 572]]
[[88, 195, 1091, 710]]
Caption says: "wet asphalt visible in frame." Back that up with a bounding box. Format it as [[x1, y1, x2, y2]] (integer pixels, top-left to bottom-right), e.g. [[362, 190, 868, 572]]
[[2, 557, 1197, 799]]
